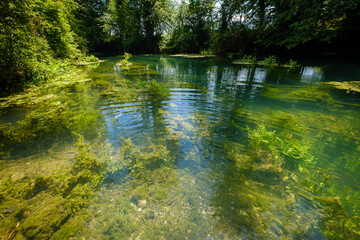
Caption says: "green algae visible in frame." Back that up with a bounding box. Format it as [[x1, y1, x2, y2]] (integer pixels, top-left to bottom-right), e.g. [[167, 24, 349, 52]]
[[21, 196, 71, 239], [114, 53, 159, 77], [118, 139, 178, 202], [93, 77, 140, 102], [262, 85, 336, 105], [225, 105, 360, 238], [215, 121, 360, 239], [0, 70, 105, 158], [120, 64, 159, 77], [0, 135, 109, 239], [146, 81, 169, 103], [233, 55, 300, 68], [170, 54, 216, 59], [324, 81, 360, 93], [72, 169, 210, 239], [115, 53, 133, 70], [1, 55, 360, 239]]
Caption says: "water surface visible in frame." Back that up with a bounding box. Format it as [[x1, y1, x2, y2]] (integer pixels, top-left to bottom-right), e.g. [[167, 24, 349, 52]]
[[1, 55, 360, 239]]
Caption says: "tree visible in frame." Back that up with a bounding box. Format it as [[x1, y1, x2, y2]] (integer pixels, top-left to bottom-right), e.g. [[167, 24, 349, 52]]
[[0, 0, 87, 93], [73, 0, 107, 52], [166, 0, 214, 53], [262, 0, 360, 49], [101, 0, 172, 53]]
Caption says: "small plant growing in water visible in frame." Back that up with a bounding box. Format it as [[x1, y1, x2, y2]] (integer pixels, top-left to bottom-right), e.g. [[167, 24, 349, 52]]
[[241, 55, 257, 64], [287, 59, 299, 69], [117, 52, 133, 69], [262, 55, 278, 66], [200, 49, 213, 55], [84, 55, 99, 63]]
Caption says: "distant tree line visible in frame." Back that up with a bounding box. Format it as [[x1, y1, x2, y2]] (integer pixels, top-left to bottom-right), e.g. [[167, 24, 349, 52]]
[[1, 0, 359, 91], [97, 0, 360, 55]]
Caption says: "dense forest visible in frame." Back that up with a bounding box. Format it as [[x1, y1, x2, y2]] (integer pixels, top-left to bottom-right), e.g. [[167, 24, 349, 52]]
[[1, 0, 360, 92]]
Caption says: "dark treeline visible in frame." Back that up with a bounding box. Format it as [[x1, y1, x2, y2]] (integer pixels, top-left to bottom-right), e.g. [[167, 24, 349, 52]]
[[85, 0, 360, 56], [1, 0, 360, 92]]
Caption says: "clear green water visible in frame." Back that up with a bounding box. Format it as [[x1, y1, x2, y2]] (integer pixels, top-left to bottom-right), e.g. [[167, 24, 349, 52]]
[[1, 55, 360, 239]]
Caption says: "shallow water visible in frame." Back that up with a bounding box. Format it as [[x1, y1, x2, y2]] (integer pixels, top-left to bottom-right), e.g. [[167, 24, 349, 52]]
[[1, 55, 360, 239]]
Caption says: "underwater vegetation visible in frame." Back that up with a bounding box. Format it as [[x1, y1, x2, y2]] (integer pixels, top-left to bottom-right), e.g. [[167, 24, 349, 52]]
[[233, 55, 300, 69], [0, 135, 108, 239], [170, 54, 216, 59], [324, 81, 360, 93], [0, 70, 104, 158], [261, 84, 345, 108], [211, 119, 360, 239], [1, 56, 360, 239], [114, 53, 159, 78], [115, 53, 133, 70]]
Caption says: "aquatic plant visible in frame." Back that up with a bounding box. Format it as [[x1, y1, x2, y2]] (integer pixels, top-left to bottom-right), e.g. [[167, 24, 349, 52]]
[[0, 135, 108, 239], [246, 125, 283, 173], [324, 81, 360, 93], [170, 54, 215, 59], [0, 70, 105, 158], [118, 139, 178, 202], [286, 59, 300, 69], [75, 55, 101, 67], [232, 55, 257, 65], [200, 49, 214, 55], [146, 80, 169, 103], [116, 52, 133, 70], [233, 55, 295, 68], [259, 55, 279, 66], [214, 120, 359, 238], [261, 85, 339, 107], [242, 55, 257, 64]]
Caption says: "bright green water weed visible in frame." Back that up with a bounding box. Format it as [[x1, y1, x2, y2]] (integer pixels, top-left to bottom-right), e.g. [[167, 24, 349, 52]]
[[1, 57, 360, 239], [0, 70, 104, 158], [261, 84, 344, 108], [226, 103, 360, 239], [0, 135, 109, 239], [324, 81, 360, 93], [115, 53, 159, 77], [220, 122, 360, 238]]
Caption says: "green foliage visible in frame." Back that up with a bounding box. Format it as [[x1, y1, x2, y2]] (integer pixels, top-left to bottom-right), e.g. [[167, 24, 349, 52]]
[[116, 52, 133, 69], [287, 59, 299, 69], [101, 0, 172, 53], [200, 49, 213, 55], [241, 55, 257, 64], [325, 81, 360, 94], [261, 0, 359, 49], [83, 55, 99, 63], [72, 0, 107, 52], [0, 0, 89, 93], [0, 70, 103, 157], [164, 0, 214, 53], [260, 55, 279, 66], [0, 135, 108, 238], [34, 0, 82, 59]]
